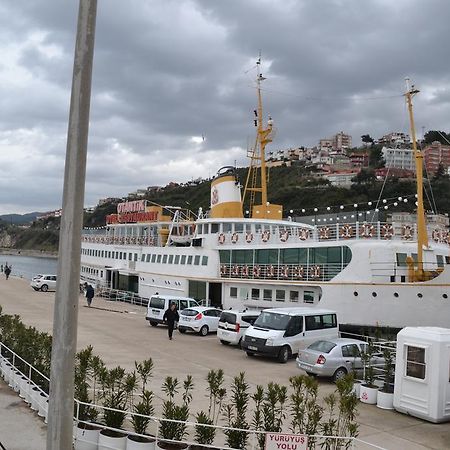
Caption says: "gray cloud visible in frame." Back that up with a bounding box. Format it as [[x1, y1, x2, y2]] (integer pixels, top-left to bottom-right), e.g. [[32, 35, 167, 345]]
[[0, 0, 449, 214]]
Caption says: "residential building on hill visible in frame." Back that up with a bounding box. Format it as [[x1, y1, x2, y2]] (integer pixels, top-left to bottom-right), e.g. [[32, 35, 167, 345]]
[[319, 132, 352, 152], [423, 141, 450, 174], [382, 147, 415, 171], [378, 132, 410, 147]]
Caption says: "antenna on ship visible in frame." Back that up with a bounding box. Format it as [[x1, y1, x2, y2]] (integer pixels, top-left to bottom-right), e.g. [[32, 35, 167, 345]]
[[243, 55, 282, 219], [404, 78, 429, 281]]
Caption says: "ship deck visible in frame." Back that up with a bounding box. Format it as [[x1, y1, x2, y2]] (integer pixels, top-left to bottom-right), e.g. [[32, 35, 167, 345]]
[[0, 276, 449, 450]]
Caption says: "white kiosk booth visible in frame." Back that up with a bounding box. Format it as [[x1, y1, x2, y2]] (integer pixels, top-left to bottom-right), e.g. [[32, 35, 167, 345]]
[[393, 327, 450, 423]]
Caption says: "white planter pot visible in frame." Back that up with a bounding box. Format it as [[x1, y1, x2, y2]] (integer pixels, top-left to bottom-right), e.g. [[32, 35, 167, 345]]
[[126, 435, 156, 450], [74, 424, 101, 450], [19, 376, 29, 399], [377, 390, 394, 410], [3, 363, 11, 383], [24, 382, 33, 404], [9, 369, 18, 389], [13, 371, 22, 392], [30, 387, 41, 411], [38, 392, 49, 417], [360, 385, 378, 404], [352, 381, 362, 397], [98, 430, 127, 450]]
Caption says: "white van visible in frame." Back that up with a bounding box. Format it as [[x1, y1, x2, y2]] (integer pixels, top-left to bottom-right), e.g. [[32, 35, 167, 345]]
[[241, 307, 338, 363], [146, 295, 199, 326]]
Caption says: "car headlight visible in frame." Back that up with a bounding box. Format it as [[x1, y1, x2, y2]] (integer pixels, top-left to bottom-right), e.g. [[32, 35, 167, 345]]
[[266, 338, 274, 346]]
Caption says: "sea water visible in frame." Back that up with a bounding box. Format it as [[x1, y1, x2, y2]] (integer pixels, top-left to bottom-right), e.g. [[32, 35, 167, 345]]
[[0, 254, 58, 281]]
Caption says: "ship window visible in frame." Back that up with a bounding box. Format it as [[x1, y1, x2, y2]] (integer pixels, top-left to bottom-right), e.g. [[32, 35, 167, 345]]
[[174, 255, 180, 264], [437, 255, 444, 267], [141, 254, 145, 262], [230, 287, 238, 298], [128, 253, 132, 261], [202, 224, 208, 234], [201, 256, 208, 266], [119, 252, 123, 259], [115, 252, 119, 259], [222, 223, 232, 233], [446, 256, 450, 265], [219, 250, 231, 264], [276, 290, 285, 302], [157, 255, 162, 263], [406, 345, 426, 380], [162, 255, 168, 264], [234, 223, 244, 232], [194, 255, 200, 265], [232, 250, 253, 264], [134, 253, 138, 261], [254, 223, 262, 233], [303, 291, 315, 304], [168, 255, 174, 264], [187, 255, 193, 265], [146, 254, 151, 262], [251, 288, 260, 300], [289, 291, 299, 302], [181, 255, 186, 264], [396, 253, 407, 267], [263, 289, 272, 301], [211, 223, 219, 233], [151, 254, 156, 263], [197, 224, 203, 234], [281, 248, 299, 264], [255, 249, 278, 264]]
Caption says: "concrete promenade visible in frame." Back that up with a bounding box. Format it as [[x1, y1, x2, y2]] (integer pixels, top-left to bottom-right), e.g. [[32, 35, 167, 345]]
[[0, 276, 449, 449]]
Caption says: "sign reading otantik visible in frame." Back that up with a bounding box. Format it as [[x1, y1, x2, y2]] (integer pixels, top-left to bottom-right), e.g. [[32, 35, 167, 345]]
[[265, 432, 308, 450]]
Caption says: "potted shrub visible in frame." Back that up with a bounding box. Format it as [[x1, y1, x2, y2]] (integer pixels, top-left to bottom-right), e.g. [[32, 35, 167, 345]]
[[223, 372, 250, 450], [359, 341, 378, 404], [127, 359, 156, 449], [377, 347, 395, 410], [98, 366, 128, 450], [157, 375, 193, 449], [192, 369, 226, 450]]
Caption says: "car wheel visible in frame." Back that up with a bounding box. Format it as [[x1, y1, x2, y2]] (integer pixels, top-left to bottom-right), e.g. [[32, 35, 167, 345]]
[[150, 321, 158, 327], [40, 284, 48, 292], [246, 351, 255, 357], [179, 328, 186, 334], [278, 346, 291, 364], [333, 367, 348, 382], [199, 325, 209, 336], [220, 340, 230, 345]]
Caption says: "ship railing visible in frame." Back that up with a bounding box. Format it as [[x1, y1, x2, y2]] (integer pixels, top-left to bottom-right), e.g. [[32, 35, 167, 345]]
[[215, 221, 450, 245], [81, 234, 160, 246], [0, 341, 387, 450], [219, 262, 344, 282], [96, 286, 149, 307], [370, 261, 445, 282]]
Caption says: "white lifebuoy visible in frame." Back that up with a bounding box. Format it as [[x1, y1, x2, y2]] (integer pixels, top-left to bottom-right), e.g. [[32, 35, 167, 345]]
[[310, 265, 321, 279], [241, 265, 249, 277], [360, 223, 374, 238], [432, 229, 441, 243], [232, 265, 240, 276], [262, 230, 270, 242], [245, 232, 253, 243], [381, 224, 394, 239], [319, 227, 330, 240], [220, 265, 227, 276], [231, 232, 239, 244], [280, 230, 289, 242], [218, 233, 226, 245], [252, 265, 261, 278], [340, 224, 353, 239], [402, 225, 413, 240], [281, 265, 289, 278], [299, 228, 309, 240], [267, 265, 275, 277], [294, 266, 305, 278]]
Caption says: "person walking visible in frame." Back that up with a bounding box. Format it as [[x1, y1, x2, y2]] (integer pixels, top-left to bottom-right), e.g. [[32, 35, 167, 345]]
[[163, 303, 179, 340], [4, 265, 11, 280], [85, 283, 95, 307]]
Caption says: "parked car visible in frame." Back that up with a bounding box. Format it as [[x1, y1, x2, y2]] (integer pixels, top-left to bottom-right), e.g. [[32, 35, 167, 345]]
[[296, 338, 384, 381], [241, 307, 339, 363], [146, 295, 199, 326], [217, 309, 260, 347], [178, 306, 222, 336], [30, 275, 57, 292]]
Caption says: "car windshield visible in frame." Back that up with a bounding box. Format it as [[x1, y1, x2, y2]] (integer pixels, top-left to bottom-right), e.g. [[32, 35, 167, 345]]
[[308, 341, 337, 353], [181, 309, 199, 317], [253, 312, 291, 330]]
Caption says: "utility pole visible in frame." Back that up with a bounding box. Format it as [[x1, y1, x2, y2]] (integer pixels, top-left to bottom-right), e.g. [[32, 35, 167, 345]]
[[46, 1, 97, 449]]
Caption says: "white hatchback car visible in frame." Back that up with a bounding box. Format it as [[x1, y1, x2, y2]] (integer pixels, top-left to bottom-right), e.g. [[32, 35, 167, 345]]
[[217, 309, 260, 347], [178, 306, 222, 336], [30, 274, 57, 292]]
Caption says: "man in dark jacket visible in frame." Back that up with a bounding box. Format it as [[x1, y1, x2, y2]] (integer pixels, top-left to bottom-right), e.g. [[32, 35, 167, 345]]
[[85, 283, 95, 307], [163, 303, 179, 340]]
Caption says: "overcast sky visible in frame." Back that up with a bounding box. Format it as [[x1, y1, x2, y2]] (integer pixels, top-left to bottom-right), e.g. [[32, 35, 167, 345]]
[[0, 0, 449, 215]]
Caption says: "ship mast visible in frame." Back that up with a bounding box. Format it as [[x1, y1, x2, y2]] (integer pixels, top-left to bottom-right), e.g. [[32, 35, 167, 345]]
[[405, 78, 428, 280], [243, 57, 282, 219]]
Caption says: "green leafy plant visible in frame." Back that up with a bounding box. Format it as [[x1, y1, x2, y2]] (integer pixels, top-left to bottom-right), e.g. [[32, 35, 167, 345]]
[[380, 347, 394, 394], [74, 346, 98, 423], [361, 341, 376, 388], [223, 372, 249, 449]]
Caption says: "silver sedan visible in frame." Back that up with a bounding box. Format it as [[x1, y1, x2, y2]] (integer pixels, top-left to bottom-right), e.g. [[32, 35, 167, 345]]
[[296, 338, 383, 381]]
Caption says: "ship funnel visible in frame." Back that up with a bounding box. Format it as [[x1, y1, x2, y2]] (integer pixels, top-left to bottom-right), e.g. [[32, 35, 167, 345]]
[[210, 167, 243, 219]]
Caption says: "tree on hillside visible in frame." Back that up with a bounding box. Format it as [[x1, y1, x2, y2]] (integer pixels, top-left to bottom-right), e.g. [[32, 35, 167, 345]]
[[369, 144, 385, 168], [352, 169, 376, 184], [433, 163, 448, 181], [423, 130, 450, 145], [361, 134, 374, 146]]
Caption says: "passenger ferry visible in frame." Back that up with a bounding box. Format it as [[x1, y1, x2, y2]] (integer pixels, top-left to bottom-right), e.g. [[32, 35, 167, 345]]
[[80, 66, 450, 330]]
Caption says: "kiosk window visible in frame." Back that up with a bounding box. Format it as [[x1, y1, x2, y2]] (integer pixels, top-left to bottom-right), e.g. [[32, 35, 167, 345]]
[[406, 346, 426, 379]]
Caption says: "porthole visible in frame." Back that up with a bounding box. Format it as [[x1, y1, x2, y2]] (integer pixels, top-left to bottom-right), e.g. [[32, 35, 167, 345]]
[[394, 292, 399, 298], [417, 293, 423, 298], [353, 291, 358, 297], [443, 293, 448, 299], [372, 292, 377, 298]]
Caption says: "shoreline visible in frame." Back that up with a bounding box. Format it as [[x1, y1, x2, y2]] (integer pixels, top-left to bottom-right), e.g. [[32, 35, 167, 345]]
[[0, 248, 58, 259]]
